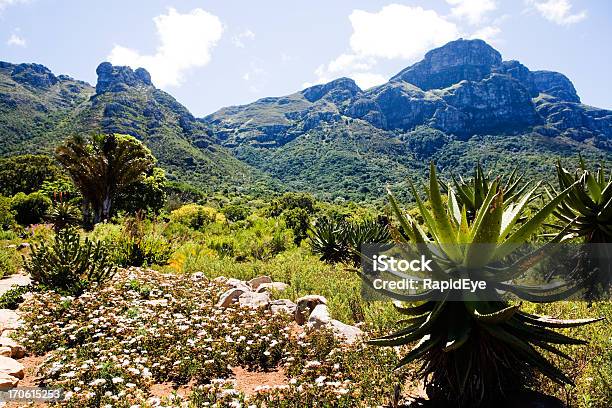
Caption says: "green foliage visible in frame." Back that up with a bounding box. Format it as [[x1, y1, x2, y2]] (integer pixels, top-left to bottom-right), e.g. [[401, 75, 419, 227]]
[[553, 158, 612, 243], [93, 216, 172, 267], [46, 201, 81, 232], [22, 228, 117, 295], [282, 207, 310, 244], [0, 285, 31, 309], [268, 192, 316, 217], [368, 162, 600, 405], [0, 246, 21, 278], [11, 191, 52, 225], [222, 203, 252, 222], [115, 167, 168, 215], [169, 204, 225, 229], [0, 195, 15, 229], [56, 133, 156, 223], [309, 217, 391, 264], [0, 154, 63, 196], [441, 162, 534, 222]]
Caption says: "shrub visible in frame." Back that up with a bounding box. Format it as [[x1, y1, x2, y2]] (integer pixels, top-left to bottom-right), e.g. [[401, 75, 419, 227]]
[[0, 247, 21, 278], [282, 207, 310, 244], [11, 192, 52, 225], [222, 204, 252, 222], [0, 196, 15, 229], [170, 204, 225, 229], [22, 228, 116, 296], [0, 285, 31, 309]]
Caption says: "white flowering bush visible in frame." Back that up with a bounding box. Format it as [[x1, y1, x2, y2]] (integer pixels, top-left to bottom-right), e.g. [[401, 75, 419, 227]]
[[17, 268, 405, 407]]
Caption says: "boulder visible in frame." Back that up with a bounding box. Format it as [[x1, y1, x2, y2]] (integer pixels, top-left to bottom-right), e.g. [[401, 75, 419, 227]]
[[329, 320, 363, 344], [269, 299, 297, 315], [191, 272, 204, 281], [248, 276, 272, 290], [307, 304, 331, 329], [295, 295, 327, 325], [0, 356, 24, 379], [0, 310, 21, 330], [0, 338, 25, 359], [256, 282, 289, 293], [0, 347, 11, 357], [238, 292, 270, 309], [216, 288, 246, 308], [213, 276, 227, 284], [0, 372, 18, 391], [225, 278, 250, 292]]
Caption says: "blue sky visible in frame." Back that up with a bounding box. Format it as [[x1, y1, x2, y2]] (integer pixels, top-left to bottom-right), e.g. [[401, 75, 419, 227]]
[[1, 0, 611, 116]]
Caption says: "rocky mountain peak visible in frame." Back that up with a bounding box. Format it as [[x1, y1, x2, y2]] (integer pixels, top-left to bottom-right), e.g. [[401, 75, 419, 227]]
[[0, 62, 59, 89], [95, 62, 153, 94], [302, 77, 362, 103], [391, 39, 502, 90]]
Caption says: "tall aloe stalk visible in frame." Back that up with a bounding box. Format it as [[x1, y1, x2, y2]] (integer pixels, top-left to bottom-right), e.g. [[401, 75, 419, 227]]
[[365, 163, 601, 406]]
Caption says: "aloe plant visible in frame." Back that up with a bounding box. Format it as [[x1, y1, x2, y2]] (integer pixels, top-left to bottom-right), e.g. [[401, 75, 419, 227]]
[[552, 158, 612, 243], [364, 163, 601, 405], [441, 162, 534, 223], [309, 217, 391, 264]]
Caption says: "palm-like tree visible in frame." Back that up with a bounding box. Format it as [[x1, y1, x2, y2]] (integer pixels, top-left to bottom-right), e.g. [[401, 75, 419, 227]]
[[362, 163, 601, 406], [56, 134, 155, 224]]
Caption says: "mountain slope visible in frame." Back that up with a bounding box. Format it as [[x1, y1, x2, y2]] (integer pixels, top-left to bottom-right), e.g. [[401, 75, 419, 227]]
[[0, 61, 94, 153], [204, 39, 612, 200], [0, 61, 275, 193], [1, 39, 611, 202]]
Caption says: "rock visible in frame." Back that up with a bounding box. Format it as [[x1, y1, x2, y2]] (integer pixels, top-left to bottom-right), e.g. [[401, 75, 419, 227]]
[[302, 77, 361, 104], [0, 372, 18, 391], [0, 356, 24, 379], [329, 320, 363, 344], [191, 272, 204, 281], [390, 39, 502, 90], [269, 299, 297, 315], [256, 282, 289, 293], [248, 276, 272, 290], [0, 338, 25, 359], [532, 71, 580, 103], [307, 304, 331, 329], [0, 348, 11, 357], [295, 295, 327, 325], [238, 292, 270, 309], [225, 278, 250, 291], [213, 276, 227, 284], [216, 288, 246, 308], [0, 310, 21, 330], [10, 63, 58, 88], [95, 62, 153, 93]]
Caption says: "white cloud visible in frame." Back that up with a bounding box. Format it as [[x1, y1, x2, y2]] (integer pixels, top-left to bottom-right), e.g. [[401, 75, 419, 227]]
[[108, 8, 223, 88], [307, 4, 461, 90], [231, 29, 255, 48], [468, 25, 501, 42], [527, 0, 587, 25], [446, 0, 497, 25], [0, 0, 27, 12], [6, 32, 26, 47], [348, 5, 460, 60]]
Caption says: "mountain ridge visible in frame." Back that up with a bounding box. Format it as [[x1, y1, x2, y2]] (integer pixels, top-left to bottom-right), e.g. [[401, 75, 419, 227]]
[[1, 38, 611, 201]]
